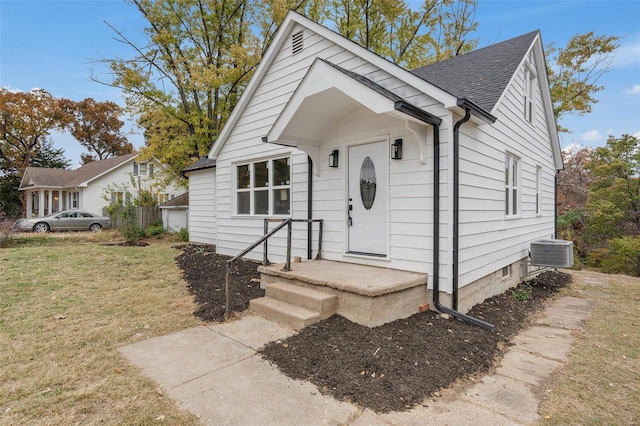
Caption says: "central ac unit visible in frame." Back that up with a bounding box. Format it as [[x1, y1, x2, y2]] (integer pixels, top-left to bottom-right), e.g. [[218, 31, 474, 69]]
[[530, 239, 574, 268]]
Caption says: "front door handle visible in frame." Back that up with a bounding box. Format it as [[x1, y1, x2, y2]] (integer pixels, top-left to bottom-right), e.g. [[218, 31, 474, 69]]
[[348, 198, 353, 226]]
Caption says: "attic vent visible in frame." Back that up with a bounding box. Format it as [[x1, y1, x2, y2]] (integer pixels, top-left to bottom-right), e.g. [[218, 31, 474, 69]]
[[530, 239, 574, 268], [526, 49, 534, 66], [292, 31, 304, 55]]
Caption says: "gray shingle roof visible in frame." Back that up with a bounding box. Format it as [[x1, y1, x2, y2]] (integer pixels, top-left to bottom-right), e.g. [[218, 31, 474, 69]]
[[411, 31, 539, 112], [159, 192, 189, 208], [182, 157, 216, 173]]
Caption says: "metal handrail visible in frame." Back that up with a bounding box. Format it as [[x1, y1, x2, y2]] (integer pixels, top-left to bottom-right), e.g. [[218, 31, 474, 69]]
[[224, 218, 323, 320]]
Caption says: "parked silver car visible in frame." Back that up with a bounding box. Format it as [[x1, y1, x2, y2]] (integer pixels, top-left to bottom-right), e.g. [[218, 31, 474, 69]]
[[14, 210, 111, 233]]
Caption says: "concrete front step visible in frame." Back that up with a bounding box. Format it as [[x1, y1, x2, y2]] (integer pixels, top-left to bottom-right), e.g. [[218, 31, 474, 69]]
[[266, 282, 337, 314], [250, 297, 323, 329]]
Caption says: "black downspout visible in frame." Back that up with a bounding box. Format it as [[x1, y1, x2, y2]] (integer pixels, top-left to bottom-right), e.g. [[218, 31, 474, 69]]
[[432, 115, 494, 331], [452, 109, 471, 311], [307, 156, 313, 259], [554, 172, 558, 239]]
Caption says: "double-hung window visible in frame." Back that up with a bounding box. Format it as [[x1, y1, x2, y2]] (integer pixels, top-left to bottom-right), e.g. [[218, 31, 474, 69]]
[[70, 191, 79, 209], [524, 65, 535, 124], [505, 154, 520, 216], [236, 157, 291, 216]]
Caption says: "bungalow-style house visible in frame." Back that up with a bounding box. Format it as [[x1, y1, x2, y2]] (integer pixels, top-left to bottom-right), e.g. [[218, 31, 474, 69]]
[[19, 153, 185, 218], [184, 12, 562, 328]]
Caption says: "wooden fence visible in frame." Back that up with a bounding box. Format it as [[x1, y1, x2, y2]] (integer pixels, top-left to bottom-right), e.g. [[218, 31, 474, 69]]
[[103, 206, 161, 229]]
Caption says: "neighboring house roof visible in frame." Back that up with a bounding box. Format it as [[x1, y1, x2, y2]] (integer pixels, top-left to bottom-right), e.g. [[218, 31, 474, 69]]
[[411, 31, 539, 113], [182, 157, 216, 174], [159, 192, 189, 208], [20, 153, 138, 190]]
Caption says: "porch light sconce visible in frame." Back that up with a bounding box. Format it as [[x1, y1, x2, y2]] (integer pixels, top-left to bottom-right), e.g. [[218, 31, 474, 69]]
[[329, 149, 339, 168], [392, 139, 403, 160]]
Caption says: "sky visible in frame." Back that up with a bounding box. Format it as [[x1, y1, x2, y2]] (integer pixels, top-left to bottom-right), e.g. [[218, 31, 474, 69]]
[[1, 0, 639, 167]]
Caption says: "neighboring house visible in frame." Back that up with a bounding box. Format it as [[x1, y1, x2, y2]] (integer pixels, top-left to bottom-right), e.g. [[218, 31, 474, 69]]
[[159, 192, 189, 232], [184, 12, 562, 318], [19, 154, 185, 218]]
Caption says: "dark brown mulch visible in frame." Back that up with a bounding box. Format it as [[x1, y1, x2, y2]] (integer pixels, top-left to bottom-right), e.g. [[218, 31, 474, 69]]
[[174, 244, 571, 413], [174, 244, 263, 322]]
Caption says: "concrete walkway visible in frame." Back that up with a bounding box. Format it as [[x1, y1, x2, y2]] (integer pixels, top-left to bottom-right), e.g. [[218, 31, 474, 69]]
[[120, 293, 594, 425]]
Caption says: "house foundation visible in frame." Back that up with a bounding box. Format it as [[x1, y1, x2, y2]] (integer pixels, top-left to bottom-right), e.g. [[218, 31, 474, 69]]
[[436, 257, 530, 314]]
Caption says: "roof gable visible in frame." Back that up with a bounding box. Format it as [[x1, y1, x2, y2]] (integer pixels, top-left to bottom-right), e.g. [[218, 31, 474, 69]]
[[411, 31, 539, 112], [208, 11, 458, 159], [205, 12, 560, 169], [20, 167, 75, 188]]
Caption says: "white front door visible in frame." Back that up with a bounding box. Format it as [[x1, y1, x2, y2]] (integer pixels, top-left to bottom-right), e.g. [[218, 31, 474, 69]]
[[348, 141, 388, 256]]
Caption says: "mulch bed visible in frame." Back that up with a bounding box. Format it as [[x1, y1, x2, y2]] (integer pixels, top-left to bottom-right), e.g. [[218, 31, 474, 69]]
[[174, 244, 263, 322], [175, 244, 571, 413]]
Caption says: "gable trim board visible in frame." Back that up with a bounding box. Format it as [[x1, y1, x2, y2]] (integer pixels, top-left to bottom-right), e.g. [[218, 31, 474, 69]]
[[191, 11, 562, 319]]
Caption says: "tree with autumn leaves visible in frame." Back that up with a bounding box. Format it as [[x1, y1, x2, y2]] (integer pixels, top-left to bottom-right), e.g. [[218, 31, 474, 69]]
[[96, 0, 481, 175], [557, 135, 640, 276], [66, 98, 134, 164]]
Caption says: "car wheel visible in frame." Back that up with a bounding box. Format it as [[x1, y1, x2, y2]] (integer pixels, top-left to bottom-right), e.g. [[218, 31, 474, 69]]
[[33, 222, 49, 233], [89, 223, 102, 232]]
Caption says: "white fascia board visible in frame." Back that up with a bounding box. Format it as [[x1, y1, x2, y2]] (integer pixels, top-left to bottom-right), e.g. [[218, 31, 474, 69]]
[[534, 36, 563, 170], [18, 170, 32, 190]]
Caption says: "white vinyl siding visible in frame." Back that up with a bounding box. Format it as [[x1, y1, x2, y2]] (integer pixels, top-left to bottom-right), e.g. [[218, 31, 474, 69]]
[[188, 168, 217, 245], [456, 44, 557, 288], [200, 18, 559, 300], [212, 24, 447, 273]]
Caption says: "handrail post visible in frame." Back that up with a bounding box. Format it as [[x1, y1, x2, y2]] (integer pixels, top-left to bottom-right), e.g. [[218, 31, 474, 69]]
[[283, 219, 292, 272], [316, 220, 323, 259], [263, 219, 270, 265], [225, 260, 232, 320]]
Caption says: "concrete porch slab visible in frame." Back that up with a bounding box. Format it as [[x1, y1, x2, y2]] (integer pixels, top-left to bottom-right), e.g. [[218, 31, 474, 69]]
[[258, 260, 428, 297], [259, 260, 429, 327]]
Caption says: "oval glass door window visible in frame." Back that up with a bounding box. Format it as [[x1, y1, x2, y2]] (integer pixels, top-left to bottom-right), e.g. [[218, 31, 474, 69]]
[[360, 156, 377, 210]]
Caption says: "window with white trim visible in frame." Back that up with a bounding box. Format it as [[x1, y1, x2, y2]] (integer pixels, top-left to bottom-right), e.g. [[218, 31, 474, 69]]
[[236, 157, 291, 216], [524, 65, 535, 123], [505, 154, 520, 216], [535, 166, 542, 215]]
